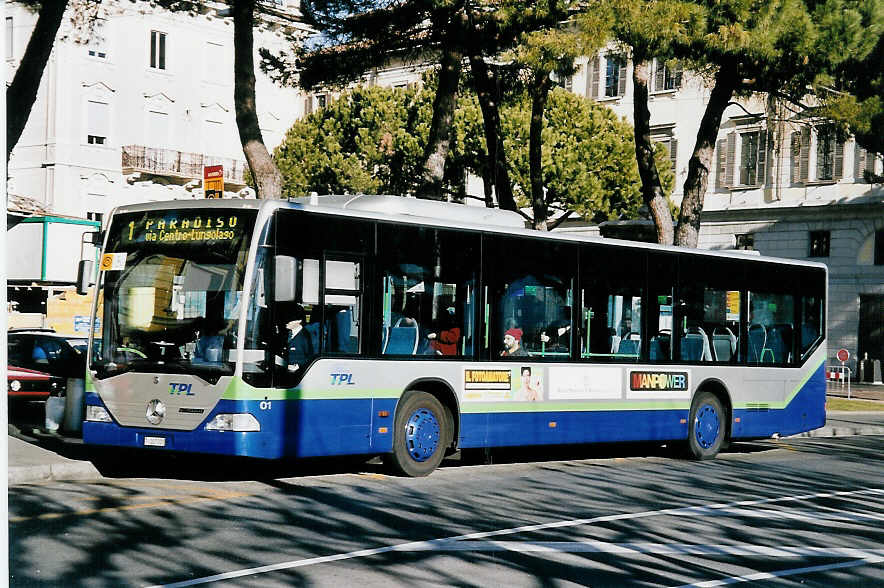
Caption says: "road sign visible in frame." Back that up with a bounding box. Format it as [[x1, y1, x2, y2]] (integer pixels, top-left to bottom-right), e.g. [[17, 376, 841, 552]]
[[836, 348, 849, 362], [204, 165, 224, 198]]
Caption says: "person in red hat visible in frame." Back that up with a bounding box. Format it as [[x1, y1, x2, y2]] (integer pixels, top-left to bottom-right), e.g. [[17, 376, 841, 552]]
[[501, 327, 528, 357]]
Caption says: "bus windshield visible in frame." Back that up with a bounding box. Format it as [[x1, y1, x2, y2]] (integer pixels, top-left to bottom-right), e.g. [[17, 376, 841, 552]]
[[92, 208, 258, 381]]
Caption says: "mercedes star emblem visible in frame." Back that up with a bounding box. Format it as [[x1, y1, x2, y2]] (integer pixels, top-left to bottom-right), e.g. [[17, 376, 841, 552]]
[[146, 399, 166, 425]]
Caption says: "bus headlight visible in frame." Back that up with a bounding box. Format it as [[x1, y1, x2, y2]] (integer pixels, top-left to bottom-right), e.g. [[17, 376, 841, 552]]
[[9, 380, 21, 392], [205, 413, 260, 432], [86, 406, 113, 422]]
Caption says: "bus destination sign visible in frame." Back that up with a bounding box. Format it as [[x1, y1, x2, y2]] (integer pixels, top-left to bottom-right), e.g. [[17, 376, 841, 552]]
[[123, 213, 241, 244]]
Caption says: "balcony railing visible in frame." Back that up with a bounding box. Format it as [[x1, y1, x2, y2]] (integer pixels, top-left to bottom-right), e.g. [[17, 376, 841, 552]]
[[121, 145, 248, 185]]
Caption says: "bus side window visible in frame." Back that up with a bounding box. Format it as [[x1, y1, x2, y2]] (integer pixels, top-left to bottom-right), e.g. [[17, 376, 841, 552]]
[[378, 225, 478, 358], [581, 245, 644, 362]]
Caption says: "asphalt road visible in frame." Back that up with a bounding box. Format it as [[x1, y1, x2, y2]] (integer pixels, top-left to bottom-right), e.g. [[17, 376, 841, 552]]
[[9, 435, 884, 587]]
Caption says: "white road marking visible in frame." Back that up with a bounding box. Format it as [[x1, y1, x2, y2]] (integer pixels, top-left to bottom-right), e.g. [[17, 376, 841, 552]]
[[149, 487, 884, 588], [672, 557, 884, 587], [405, 541, 884, 559]]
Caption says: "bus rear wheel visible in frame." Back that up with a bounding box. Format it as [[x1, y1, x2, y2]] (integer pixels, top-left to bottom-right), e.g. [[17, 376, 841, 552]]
[[385, 391, 452, 477], [687, 391, 726, 460]]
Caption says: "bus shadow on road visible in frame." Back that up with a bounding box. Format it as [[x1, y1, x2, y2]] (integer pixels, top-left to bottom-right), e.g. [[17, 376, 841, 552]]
[[83, 440, 777, 482]]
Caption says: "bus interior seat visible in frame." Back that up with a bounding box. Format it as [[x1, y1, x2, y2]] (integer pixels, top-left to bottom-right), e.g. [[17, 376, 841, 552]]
[[801, 324, 818, 350], [681, 326, 711, 361], [617, 334, 640, 356], [712, 327, 737, 361], [748, 324, 767, 362], [384, 319, 419, 355], [768, 323, 793, 363], [335, 308, 357, 353], [304, 322, 321, 348], [649, 331, 670, 361]]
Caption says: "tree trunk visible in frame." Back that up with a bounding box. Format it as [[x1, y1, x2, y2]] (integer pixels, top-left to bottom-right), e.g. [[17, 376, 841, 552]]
[[632, 59, 674, 245], [6, 0, 69, 164], [529, 70, 553, 230], [468, 53, 517, 211], [675, 63, 739, 247], [417, 28, 463, 201], [233, 0, 282, 199]]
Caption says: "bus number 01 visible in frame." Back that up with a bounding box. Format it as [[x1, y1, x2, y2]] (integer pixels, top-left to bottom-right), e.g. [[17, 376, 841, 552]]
[[259, 400, 272, 410]]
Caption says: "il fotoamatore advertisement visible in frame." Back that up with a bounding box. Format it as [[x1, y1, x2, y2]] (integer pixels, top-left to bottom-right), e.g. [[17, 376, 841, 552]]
[[462, 367, 545, 402]]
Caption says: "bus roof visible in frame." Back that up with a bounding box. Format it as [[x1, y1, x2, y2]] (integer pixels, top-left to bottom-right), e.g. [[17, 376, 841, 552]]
[[108, 196, 827, 271]]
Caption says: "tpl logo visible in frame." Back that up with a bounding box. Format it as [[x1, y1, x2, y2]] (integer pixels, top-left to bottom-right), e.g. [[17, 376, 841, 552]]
[[169, 382, 195, 396], [330, 373, 355, 386]]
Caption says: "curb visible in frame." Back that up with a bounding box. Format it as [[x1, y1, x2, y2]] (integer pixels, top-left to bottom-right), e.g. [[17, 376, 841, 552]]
[[791, 426, 884, 438], [8, 462, 102, 485]]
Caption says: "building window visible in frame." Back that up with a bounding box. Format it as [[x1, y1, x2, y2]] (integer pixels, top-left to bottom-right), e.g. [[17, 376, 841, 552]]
[[816, 125, 836, 181], [316, 94, 327, 110], [875, 229, 884, 266], [150, 30, 166, 70], [735, 233, 754, 250], [739, 130, 767, 186], [654, 60, 682, 92], [6, 17, 13, 60], [808, 231, 830, 257], [604, 55, 625, 98], [87, 100, 109, 145], [791, 125, 844, 184]]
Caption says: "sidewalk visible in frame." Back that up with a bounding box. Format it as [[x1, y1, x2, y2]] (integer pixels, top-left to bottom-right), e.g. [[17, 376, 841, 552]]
[[825, 381, 884, 402], [7, 426, 101, 485], [8, 405, 884, 486]]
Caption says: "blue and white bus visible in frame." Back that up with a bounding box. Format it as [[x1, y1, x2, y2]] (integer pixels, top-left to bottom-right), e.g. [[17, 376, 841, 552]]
[[81, 195, 827, 476]]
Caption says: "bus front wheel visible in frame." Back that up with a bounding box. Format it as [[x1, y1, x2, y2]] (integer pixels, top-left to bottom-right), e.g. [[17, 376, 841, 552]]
[[687, 391, 725, 460], [385, 391, 452, 477]]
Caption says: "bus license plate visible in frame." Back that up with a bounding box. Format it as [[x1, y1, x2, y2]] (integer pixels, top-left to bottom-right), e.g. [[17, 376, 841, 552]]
[[144, 436, 166, 447]]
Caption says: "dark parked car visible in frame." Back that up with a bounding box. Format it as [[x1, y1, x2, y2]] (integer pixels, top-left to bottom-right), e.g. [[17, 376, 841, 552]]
[[7, 330, 88, 390]]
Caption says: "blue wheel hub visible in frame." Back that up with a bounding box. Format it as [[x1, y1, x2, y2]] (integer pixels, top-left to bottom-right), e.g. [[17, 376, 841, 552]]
[[694, 404, 721, 449], [405, 408, 441, 462]]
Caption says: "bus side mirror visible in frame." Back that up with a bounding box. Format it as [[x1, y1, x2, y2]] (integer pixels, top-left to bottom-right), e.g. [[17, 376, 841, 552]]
[[76, 259, 94, 296], [274, 255, 297, 302], [86, 230, 105, 245]]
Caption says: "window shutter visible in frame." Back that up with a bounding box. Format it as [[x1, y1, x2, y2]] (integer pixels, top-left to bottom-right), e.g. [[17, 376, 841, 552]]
[[590, 56, 600, 100], [834, 140, 844, 180], [799, 128, 810, 183], [790, 132, 801, 184], [305, 95, 313, 115], [725, 132, 736, 187], [618, 58, 627, 96], [716, 138, 726, 190], [854, 143, 867, 182], [757, 130, 767, 186], [654, 60, 664, 92], [669, 138, 678, 175]]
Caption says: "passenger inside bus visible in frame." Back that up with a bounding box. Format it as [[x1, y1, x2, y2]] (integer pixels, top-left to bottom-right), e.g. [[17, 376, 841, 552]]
[[193, 315, 227, 364], [500, 327, 528, 357], [283, 303, 315, 371], [428, 308, 461, 355]]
